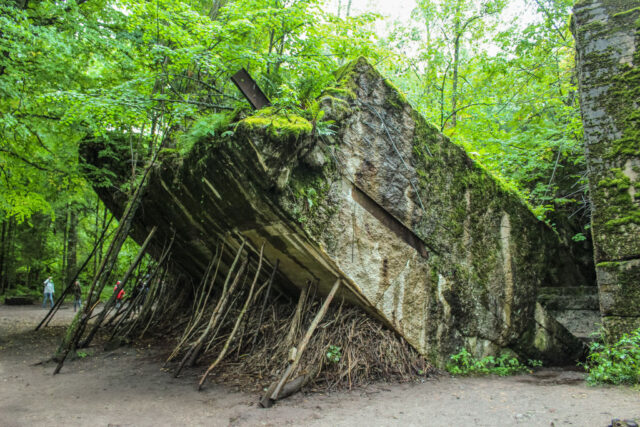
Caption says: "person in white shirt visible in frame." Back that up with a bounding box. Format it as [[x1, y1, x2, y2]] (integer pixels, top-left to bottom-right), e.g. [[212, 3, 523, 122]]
[[42, 276, 55, 308]]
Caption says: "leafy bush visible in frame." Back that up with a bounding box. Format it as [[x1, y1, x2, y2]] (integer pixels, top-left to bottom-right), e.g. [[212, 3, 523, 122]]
[[446, 349, 541, 376], [584, 328, 640, 385]]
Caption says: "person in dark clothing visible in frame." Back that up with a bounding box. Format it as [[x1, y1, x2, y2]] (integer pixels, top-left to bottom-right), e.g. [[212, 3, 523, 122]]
[[72, 280, 82, 312]]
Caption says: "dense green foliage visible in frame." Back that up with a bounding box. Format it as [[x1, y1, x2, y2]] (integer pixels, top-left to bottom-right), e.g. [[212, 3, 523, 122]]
[[0, 0, 381, 296], [383, 0, 585, 223], [0, 0, 588, 299], [447, 348, 542, 376], [584, 328, 640, 385]]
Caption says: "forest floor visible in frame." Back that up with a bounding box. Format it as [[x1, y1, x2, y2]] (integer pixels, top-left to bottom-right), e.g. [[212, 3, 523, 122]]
[[0, 304, 638, 427]]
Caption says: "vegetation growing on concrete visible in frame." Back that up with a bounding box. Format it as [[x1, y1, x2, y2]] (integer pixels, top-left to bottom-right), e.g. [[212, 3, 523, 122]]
[[238, 107, 313, 140], [176, 112, 235, 154]]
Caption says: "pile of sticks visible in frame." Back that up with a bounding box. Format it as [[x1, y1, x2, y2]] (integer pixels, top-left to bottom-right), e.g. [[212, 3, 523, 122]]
[[48, 211, 433, 406], [146, 240, 435, 406]]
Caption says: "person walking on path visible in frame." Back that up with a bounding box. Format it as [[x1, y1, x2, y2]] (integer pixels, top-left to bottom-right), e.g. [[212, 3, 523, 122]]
[[42, 276, 55, 308], [72, 280, 82, 312]]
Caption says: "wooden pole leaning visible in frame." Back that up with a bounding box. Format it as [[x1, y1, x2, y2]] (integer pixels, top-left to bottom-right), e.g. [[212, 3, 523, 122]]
[[259, 278, 341, 408]]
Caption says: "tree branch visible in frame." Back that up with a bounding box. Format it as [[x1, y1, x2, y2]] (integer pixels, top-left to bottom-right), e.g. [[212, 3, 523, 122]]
[[0, 147, 53, 172]]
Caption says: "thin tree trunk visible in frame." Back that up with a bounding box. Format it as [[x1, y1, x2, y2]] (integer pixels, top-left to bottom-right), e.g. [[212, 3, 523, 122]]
[[439, 70, 447, 131], [250, 259, 278, 351], [5, 217, 16, 289], [0, 219, 6, 294], [6, 217, 15, 291], [285, 281, 308, 349], [66, 207, 78, 284], [97, 204, 108, 277], [451, 13, 461, 128], [93, 197, 100, 277], [61, 204, 69, 282], [208, 0, 227, 19]]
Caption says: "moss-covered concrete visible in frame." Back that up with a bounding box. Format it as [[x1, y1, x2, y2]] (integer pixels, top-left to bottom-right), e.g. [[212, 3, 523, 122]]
[[596, 259, 640, 317], [572, 0, 640, 261], [278, 57, 587, 365], [601, 316, 640, 342], [572, 0, 640, 338], [238, 107, 312, 140], [84, 58, 589, 367]]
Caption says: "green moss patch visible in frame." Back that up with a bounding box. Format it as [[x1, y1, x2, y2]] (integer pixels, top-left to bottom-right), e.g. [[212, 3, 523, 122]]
[[596, 259, 640, 317], [238, 107, 312, 140], [592, 166, 640, 233], [321, 86, 356, 101]]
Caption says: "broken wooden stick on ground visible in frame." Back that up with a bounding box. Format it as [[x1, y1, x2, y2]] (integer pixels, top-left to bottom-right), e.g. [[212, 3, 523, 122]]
[[260, 278, 341, 408]]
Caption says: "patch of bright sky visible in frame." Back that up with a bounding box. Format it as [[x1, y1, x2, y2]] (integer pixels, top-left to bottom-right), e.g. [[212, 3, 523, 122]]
[[325, 0, 542, 51], [325, 0, 415, 28]]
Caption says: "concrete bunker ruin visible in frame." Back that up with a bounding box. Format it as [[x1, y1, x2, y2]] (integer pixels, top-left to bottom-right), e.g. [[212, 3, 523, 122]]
[[87, 58, 596, 368]]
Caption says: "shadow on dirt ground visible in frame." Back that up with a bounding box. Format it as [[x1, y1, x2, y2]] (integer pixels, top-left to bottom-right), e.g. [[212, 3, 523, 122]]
[[0, 304, 638, 427]]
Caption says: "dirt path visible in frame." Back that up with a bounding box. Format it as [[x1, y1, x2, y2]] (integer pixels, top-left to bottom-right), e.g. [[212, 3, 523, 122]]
[[0, 304, 638, 426]]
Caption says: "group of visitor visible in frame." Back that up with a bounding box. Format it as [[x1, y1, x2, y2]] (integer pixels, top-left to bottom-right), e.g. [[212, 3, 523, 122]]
[[42, 273, 150, 312], [112, 276, 149, 311], [42, 276, 83, 311]]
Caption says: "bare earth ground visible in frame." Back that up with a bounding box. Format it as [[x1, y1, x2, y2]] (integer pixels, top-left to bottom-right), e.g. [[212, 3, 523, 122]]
[[0, 304, 638, 427]]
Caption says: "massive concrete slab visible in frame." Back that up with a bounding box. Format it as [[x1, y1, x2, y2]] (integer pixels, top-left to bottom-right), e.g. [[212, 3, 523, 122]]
[[572, 0, 640, 338], [87, 58, 587, 365]]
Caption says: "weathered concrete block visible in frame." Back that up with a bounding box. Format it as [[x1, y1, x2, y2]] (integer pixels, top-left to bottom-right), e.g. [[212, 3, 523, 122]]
[[572, 0, 640, 262], [87, 59, 587, 366], [512, 303, 587, 365], [597, 259, 640, 317], [572, 0, 640, 338], [601, 316, 640, 342]]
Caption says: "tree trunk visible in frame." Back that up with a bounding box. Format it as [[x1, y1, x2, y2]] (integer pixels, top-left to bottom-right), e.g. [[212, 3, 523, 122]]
[[66, 207, 78, 284], [97, 202, 108, 278], [61, 205, 69, 281], [5, 217, 15, 291], [93, 197, 100, 278], [451, 6, 461, 128], [208, 0, 227, 20], [0, 219, 7, 294]]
